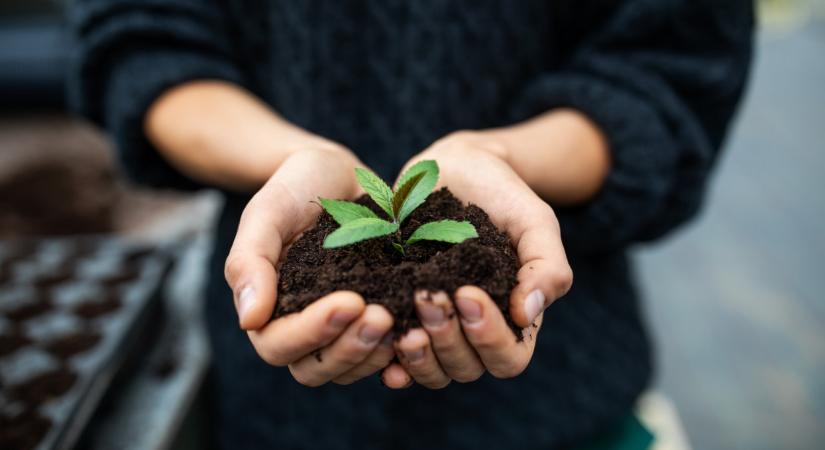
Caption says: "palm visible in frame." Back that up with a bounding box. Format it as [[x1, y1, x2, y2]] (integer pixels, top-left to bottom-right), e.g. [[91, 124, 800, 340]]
[[382, 132, 573, 389], [225, 147, 397, 387]]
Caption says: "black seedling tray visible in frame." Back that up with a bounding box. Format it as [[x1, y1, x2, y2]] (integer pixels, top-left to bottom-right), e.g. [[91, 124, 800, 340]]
[[0, 237, 170, 450]]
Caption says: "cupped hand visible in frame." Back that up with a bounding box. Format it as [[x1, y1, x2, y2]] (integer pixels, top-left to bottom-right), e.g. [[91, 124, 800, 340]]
[[382, 132, 573, 389], [225, 146, 396, 386]]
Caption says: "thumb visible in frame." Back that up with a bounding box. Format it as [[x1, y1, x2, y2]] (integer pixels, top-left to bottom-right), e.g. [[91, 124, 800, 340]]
[[225, 181, 303, 330], [506, 206, 573, 328], [225, 148, 364, 329]]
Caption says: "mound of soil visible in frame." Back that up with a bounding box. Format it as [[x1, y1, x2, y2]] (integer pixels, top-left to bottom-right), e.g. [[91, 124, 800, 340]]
[[33, 265, 75, 288], [4, 297, 53, 322], [43, 331, 102, 359], [0, 332, 30, 357], [0, 410, 51, 450], [98, 265, 141, 287], [274, 188, 521, 337], [72, 294, 122, 319], [10, 368, 77, 406], [0, 161, 116, 238]]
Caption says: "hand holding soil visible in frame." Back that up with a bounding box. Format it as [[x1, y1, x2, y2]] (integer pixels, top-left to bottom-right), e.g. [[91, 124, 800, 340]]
[[226, 133, 573, 389], [224, 145, 399, 387], [380, 132, 573, 388]]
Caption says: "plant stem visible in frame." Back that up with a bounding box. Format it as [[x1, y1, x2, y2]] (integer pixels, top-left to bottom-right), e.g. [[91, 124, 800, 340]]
[[391, 242, 405, 256]]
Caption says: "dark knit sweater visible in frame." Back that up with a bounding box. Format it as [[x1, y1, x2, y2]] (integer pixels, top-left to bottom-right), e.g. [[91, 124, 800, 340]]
[[69, 1, 753, 449]]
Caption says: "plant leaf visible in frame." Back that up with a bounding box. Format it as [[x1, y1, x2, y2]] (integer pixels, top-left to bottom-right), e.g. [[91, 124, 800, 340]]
[[391, 242, 406, 255], [323, 218, 398, 248], [355, 168, 395, 219], [406, 220, 478, 246], [391, 171, 426, 219], [395, 160, 439, 223], [318, 198, 378, 225]]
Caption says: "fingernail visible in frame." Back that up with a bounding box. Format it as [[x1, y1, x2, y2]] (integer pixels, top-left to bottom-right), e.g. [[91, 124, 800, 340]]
[[455, 297, 482, 323], [524, 289, 546, 324], [237, 286, 255, 321], [358, 324, 385, 345], [329, 310, 359, 328], [417, 297, 446, 327], [404, 347, 425, 363]]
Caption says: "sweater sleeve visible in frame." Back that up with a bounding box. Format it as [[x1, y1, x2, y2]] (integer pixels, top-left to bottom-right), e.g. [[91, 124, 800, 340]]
[[509, 0, 753, 254], [68, 0, 247, 190]]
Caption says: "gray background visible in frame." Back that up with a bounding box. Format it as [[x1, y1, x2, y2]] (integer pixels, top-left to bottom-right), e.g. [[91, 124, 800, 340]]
[[637, 3, 825, 449]]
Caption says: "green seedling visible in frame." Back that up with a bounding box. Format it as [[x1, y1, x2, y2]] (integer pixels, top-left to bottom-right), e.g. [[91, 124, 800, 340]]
[[319, 160, 477, 254]]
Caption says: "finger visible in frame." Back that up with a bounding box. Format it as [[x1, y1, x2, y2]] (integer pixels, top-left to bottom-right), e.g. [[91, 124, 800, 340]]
[[506, 202, 573, 328], [395, 329, 451, 389], [225, 249, 279, 331], [289, 304, 393, 386], [381, 362, 413, 389], [248, 291, 364, 366], [226, 148, 361, 331], [225, 181, 306, 330], [415, 291, 484, 382], [333, 332, 396, 385], [454, 285, 537, 379]]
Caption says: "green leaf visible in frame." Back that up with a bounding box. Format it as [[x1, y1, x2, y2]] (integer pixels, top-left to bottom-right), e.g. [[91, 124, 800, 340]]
[[318, 198, 378, 225], [391, 171, 426, 219], [323, 218, 398, 248], [391, 242, 406, 255], [355, 168, 395, 219], [395, 160, 439, 223], [406, 220, 478, 246]]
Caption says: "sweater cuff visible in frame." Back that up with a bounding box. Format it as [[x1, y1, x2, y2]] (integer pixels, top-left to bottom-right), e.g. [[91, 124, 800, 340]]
[[509, 73, 680, 254], [73, 47, 245, 190]]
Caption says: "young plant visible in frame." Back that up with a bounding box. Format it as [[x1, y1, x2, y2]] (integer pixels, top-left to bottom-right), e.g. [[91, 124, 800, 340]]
[[319, 160, 477, 254]]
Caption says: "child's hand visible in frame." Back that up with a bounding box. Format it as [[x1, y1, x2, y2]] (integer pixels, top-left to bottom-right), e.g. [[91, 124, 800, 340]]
[[381, 132, 573, 389], [225, 147, 396, 386]]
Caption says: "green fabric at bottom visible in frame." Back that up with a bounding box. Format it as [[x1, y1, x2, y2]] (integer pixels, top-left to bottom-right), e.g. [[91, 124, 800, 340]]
[[577, 414, 654, 450]]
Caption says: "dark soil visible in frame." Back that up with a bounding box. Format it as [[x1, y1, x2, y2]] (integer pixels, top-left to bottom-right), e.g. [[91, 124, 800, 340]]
[[0, 410, 52, 450], [10, 368, 77, 406], [0, 332, 30, 357], [33, 265, 75, 288], [98, 265, 141, 287], [0, 161, 116, 238], [72, 294, 122, 318], [4, 297, 53, 322], [43, 331, 102, 359], [274, 188, 521, 337]]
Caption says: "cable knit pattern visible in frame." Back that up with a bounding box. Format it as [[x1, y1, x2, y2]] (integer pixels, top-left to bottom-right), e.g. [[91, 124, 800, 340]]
[[69, 1, 753, 449], [69, 0, 247, 189], [510, 1, 754, 253]]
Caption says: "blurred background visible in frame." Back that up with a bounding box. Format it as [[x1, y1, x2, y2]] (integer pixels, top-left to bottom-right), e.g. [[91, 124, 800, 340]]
[[636, 1, 825, 449], [0, 1, 823, 449]]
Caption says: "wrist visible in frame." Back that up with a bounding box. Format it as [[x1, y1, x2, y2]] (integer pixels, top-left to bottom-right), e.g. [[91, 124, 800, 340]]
[[145, 80, 355, 193], [270, 128, 348, 160], [423, 130, 511, 164], [265, 142, 364, 209], [479, 109, 610, 206]]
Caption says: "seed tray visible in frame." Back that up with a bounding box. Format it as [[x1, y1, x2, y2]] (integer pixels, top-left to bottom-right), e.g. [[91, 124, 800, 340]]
[[0, 237, 170, 450], [79, 234, 211, 450]]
